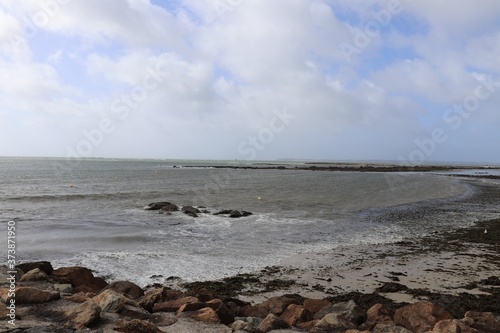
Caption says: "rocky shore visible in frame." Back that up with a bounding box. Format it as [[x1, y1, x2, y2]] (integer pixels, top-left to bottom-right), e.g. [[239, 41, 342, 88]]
[[1, 211, 498, 333]]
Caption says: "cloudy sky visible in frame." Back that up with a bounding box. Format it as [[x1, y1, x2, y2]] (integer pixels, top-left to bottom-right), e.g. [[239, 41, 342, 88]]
[[0, 0, 499, 163]]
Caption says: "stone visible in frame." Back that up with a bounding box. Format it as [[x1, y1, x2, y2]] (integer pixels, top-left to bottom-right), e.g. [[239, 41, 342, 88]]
[[213, 209, 233, 215], [160, 203, 180, 212], [367, 303, 395, 323], [279, 304, 312, 326], [145, 202, 173, 210], [0, 303, 10, 320], [65, 292, 94, 303], [153, 296, 198, 313], [239, 296, 296, 318], [314, 312, 356, 331], [51, 266, 108, 293], [54, 284, 73, 294], [120, 304, 153, 320], [230, 319, 248, 331], [257, 313, 289, 332], [314, 300, 366, 325], [17, 261, 53, 275], [139, 287, 169, 312], [0, 266, 23, 286], [464, 311, 500, 333], [372, 323, 414, 333], [303, 298, 332, 315], [92, 289, 130, 313], [182, 307, 220, 324], [115, 319, 163, 333], [432, 319, 478, 333], [229, 210, 242, 218], [64, 299, 101, 329], [20, 268, 49, 282], [296, 319, 320, 330], [182, 206, 201, 217], [177, 302, 209, 314], [206, 299, 234, 325], [394, 301, 453, 333], [103, 280, 144, 299], [345, 330, 372, 333], [0, 286, 60, 304]]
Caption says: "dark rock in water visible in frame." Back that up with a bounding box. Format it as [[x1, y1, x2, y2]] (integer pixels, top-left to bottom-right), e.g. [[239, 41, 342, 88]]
[[51, 266, 108, 293], [229, 210, 242, 218], [17, 261, 54, 275], [213, 209, 233, 215], [145, 202, 172, 211], [182, 206, 201, 217], [102, 281, 144, 300], [241, 211, 253, 216], [159, 203, 179, 213]]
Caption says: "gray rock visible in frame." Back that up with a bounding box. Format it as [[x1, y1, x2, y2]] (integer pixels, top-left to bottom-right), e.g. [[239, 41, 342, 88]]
[[54, 284, 73, 294]]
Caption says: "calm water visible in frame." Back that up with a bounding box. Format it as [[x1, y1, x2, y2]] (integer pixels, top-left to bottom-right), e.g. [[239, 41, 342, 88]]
[[0, 157, 494, 285]]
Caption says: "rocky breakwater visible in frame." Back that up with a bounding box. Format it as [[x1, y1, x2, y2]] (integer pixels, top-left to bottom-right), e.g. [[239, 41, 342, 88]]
[[1, 261, 499, 333], [145, 201, 253, 219]]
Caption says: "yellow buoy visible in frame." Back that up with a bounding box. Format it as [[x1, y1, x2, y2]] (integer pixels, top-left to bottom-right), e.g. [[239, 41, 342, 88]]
[[257, 196, 262, 200]]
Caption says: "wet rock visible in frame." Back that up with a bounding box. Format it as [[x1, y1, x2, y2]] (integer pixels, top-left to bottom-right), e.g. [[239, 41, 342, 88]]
[[153, 296, 198, 313], [51, 266, 108, 293], [296, 319, 320, 330], [257, 313, 289, 332], [279, 304, 312, 326], [54, 284, 73, 294], [464, 311, 500, 333], [207, 298, 235, 325], [182, 206, 201, 217], [0, 286, 60, 304], [314, 312, 356, 331], [372, 322, 414, 333], [115, 319, 163, 333], [213, 209, 233, 215], [139, 287, 169, 312], [432, 319, 478, 333], [103, 280, 144, 300], [145, 202, 173, 210], [160, 203, 180, 213], [394, 301, 453, 333], [314, 300, 366, 325], [63, 299, 101, 329], [367, 303, 395, 324], [0, 266, 23, 286], [65, 292, 94, 303], [229, 210, 243, 218], [303, 299, 332, 315], [120, 304, 153, 320], [182, 307, 220, 324], [20, 268, 49, 282], [240, 295, 296, 318], [16, 261, 54, 275], [92, 289, 130, 313]]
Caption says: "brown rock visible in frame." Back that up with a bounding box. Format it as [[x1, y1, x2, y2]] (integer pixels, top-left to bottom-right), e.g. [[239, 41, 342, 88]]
[[120, 304, 153, 320], [182, 307, 220, 324], [139, 287, 168, 312], [103, 280, 144, 299], [0, 303, 11, 320], [258, 313, 289, 332], [367, 303, 395, 323], [153, 296, 198, 313], [177, 302, 209, 314], [115, 319, 163, 333], [207, 298, 235, 325], [465, 311, 500, 333], [51, 266, 108, 293], [193, 287, 214, 302], [0, 286, 59, 304], [372, 322, 414, 333], [16, 261, 53, 275], [64, 299, 101, 329], [65, 292, 94, 303], [92, 289, 130, 313], [280, 304, 313, 326], [345, 330, 372, 333], [239, 304, 269, 318], [19, 268, 49, 282], [304, 298, 332, 315], [165, 289, 183, 300], [394, 301, 453, 333], [296, 319, 320, 330], [432, 319, 477, 333], [239, 295, 298, 318], [315, 312, 356, 331], [314, 300, 366, 325]]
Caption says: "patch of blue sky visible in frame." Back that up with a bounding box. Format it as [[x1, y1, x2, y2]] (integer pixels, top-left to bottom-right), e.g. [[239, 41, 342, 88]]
[[150, 0, 204, 25]]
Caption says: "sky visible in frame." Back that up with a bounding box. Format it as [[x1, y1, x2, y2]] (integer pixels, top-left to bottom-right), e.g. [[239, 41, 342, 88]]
[[0, 0, 499, 164]]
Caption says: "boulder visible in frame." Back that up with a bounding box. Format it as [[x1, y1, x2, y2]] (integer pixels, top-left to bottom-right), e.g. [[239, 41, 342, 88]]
[[206, 299, 235, 325], [182, 206, 201, 217], [103, 280, 144, 300], [464, 311, 500, 333], [0, 303, 10, 320], [257, 313, 289, 332], [372, 322, 414, 333], [92, 289, 130, 313], [139, 287, 169, 312], [230, 319, 248, 331], [367, 303, 395, 324], [431, 319, 478, 333], [16, 261, 53, 275], [0, 266, 23, 286], [51, 266, 108, 293], [303, 299, 332, 315], [314, 312, 356, 331], [213, 209, 233, 215], [153, 296, 198, 313], [19, 268, 49, 282], [182, 307, 220, 324], [115, 319, 163, 333], [296, 319, 320, 330], [160, 203, 179, 213], [394, 301, 453, 333], [65, 292, 94, 303], [241, 211, 253, 216], [120, 304, 153, 320], [64, 299, 101, 329], [145, 202, 173, 210], [229, 210, 242, 218], [279, 304, 313, 326], [0, 286, 60, 304], [54, 284, 73, 294], [314, 300, 366, 325]]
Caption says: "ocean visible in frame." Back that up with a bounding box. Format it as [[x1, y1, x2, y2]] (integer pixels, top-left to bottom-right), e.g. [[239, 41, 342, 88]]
[[1, 157, 498, 286]]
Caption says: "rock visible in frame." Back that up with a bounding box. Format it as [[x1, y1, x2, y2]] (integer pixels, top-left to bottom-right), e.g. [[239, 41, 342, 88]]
[[303, 299, 332, 315], [51, 266, 108, 293], [92, 289, 131, 313], [314, 300, 366, 325], [182, 307, 220, 324], [229, 210, 243, 218], [19, 268, 49, 282], [464, 311, 500, 333], [160, 203, 180, 212], [345, 330, 372, 333], [192, 287, 214, 302], [314, 312, 356, 331], [64, 299, 101, 329], [0, 303, 10, 320], [145, 202, 173, 210], [241, 211, 253, 216], [115, 319, 163, 333], [120, 304, 153, 320], [367, 303, 395, 324], [280, 304, 312, 326], [376, 282, 409, 293], [16, 261, 53, 275], [206, 299, 235, 325], [257, 313, 289, 332], [65, 292, 94, 303], [240, 295, 296, 318], [53, 283, 73, 293], [296, 319, 320, 330], [0, 286, 60, 304], [153, 296, 198, 313], [103, 280, 144, 300], [0, 266, 23, 286], [182, 206, 201, 217], [213, 209, 233, 215], [230, 319, 248, 331], [177, 302, 209, 314], [372, 322, 414, 333], [432, 319, 477, 333], [394, 301, 453, 333], [139, 287, 169, 312]]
